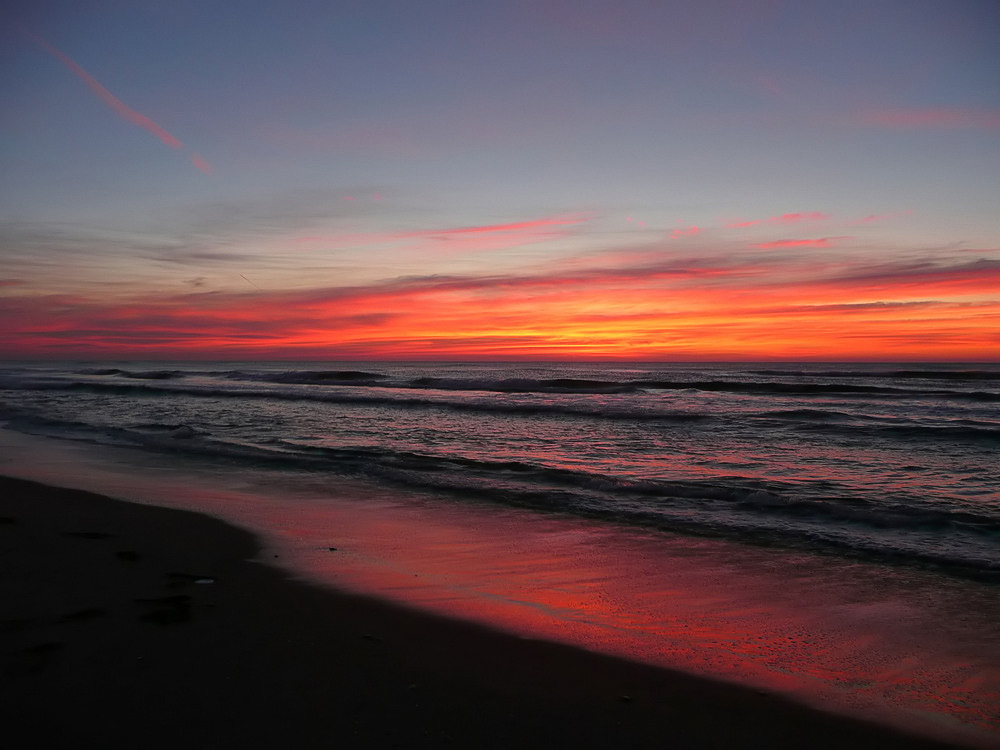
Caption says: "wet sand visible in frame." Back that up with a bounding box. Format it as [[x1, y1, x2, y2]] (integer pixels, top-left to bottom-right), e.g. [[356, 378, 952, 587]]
[[0, 475, 971, 749]]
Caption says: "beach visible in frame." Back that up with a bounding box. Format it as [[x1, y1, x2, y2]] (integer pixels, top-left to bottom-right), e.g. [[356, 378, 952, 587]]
[[0, 474, 974, 749], [1, 362, 999, 747]]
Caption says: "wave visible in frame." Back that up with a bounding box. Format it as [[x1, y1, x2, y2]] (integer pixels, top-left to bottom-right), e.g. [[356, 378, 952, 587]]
[[634, 379, 999, 401], [759, 409, 856, 421], [264, 370, 389, 384], [750, 368, 1000, 382], [786, 420, 1000, 445], [408, 376, 637, 394], [4, 379, 999, 441], [754, 410, 1000, 444], [0, 379, 711, 423], [75, 368, 186, 380], [72, 368, 634, 393], [14, 367, 999, 402], [3, 408, 997, 581], [75, 368, 126, 376]]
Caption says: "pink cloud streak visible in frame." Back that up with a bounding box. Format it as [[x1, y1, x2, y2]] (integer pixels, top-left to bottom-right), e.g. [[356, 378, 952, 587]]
[[727, 212, 831, 229], [755, 237, 847, 249], [670, 225, 701, 239], [287, 214, 589, 258], [404, 215, 590, 237], [857, 210, 913, 224]]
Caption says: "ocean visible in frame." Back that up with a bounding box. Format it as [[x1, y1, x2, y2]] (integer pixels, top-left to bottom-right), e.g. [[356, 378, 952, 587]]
[[1, 361, 998, 743]]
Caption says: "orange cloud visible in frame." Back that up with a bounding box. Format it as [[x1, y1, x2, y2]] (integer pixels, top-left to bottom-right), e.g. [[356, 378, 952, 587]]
[[2, 254, 997, 360]]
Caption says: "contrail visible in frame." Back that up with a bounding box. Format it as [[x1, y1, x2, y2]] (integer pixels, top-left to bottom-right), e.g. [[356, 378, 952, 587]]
[[23, 29, 212, 172], [240, 274, 261, 289], [23, 29, 182, 148], [191, 154, 213, 174]]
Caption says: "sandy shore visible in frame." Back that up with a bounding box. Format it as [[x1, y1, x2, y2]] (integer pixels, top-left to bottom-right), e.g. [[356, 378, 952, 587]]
[[0, 475, 969, 749]]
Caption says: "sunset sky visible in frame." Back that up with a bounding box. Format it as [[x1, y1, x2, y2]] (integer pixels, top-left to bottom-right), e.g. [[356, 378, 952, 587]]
[[1, 0, 998, 360]]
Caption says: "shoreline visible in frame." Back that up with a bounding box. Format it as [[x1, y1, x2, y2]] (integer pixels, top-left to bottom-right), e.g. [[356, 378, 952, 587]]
[[0, 474, 975, 748]]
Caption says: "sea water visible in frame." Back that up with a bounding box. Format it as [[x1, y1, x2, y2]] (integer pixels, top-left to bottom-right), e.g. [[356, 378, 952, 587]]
[[1, 361, 997, 743]]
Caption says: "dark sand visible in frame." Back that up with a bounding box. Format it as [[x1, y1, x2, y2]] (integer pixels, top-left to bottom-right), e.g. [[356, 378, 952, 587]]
[[0, 475, 970, 749]]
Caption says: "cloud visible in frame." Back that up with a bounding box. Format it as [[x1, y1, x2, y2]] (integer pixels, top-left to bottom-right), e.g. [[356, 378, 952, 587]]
[[754, 238, 846, 249], [1, 203, 574, 294], [776, 212, 831, 224], [3, 213, 997, 360], [160, 188, 386, 240], [392, 214, 588, 255], [755, 300, 949, 314], [826, 258, 1000, 289], [285, 214, 587, 261], [404, 215, 590, 237], [726, 212, 831, 229], [670, 225, 701, 239]]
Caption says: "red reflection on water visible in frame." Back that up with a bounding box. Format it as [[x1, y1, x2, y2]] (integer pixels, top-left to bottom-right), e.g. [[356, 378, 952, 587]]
[[281, 497, 1000, 745]]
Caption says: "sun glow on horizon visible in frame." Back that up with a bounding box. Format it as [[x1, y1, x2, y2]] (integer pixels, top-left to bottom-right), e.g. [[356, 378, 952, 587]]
[[3, 233, 997, 361]]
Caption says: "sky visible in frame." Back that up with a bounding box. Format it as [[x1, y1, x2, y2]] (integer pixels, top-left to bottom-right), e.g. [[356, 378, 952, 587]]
[[1, 0, 998, 361]]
